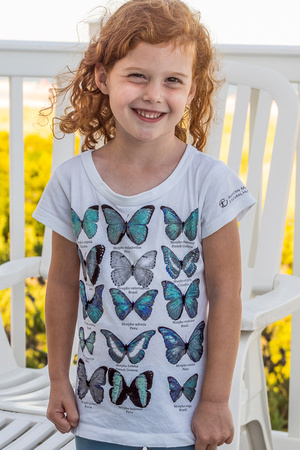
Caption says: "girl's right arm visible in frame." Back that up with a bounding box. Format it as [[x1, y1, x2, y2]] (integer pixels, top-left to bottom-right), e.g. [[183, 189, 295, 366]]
[[45, 231, 80, 433]]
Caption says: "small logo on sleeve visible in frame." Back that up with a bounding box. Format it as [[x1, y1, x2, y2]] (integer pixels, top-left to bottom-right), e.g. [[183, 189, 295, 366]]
[[219, 198, 228, 208], [219, 186, 249, 209]]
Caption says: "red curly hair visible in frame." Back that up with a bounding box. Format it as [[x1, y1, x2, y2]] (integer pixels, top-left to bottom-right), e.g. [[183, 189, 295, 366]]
[[45, 0, 220, 151]]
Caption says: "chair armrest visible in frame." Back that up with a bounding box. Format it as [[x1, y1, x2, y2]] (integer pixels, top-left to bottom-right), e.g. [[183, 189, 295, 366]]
[[241, 273, 300, 331], [0, 257, 42, 290]]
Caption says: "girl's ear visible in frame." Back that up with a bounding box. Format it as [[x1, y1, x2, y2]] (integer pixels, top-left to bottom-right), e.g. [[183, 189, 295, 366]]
[[186, 79, 197, 106], [95, 63, 109, 95]]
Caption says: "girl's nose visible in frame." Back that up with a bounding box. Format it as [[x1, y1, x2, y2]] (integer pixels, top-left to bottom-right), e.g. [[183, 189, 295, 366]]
[[142, 81, 163, 104]]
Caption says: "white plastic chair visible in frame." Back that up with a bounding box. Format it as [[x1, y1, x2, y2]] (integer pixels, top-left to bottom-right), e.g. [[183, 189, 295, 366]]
[[0, 60, 299, 449], [0, 104, 77, 413], [205, 61, 300, 450], [0, 410, 75, 449], [0, 104, 77, 448]]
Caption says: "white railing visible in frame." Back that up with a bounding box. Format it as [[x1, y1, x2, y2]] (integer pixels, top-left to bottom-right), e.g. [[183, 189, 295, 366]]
[[0, 41, 300, 446], [1, 40, 299, 279]]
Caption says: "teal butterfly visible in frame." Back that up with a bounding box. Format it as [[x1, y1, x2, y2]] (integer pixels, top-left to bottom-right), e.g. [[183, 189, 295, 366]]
[[101, 329, 156, 364], [110, 250, 157, 288], [161, 246, 200, 279], [168, 374, 198, 402], [161, 279, 200, 320], [160, 206, 198, 241], [78, 245, 105, 285], [77, 358, 107, 404], [108, 368, 153, 408], [71, 205, 99, 239], [158, 322, 205, 364], [101, 204, 155, 245], [79, 280, 104, 323], [109, 288, 158, 321], [79, 327, 96, 355]]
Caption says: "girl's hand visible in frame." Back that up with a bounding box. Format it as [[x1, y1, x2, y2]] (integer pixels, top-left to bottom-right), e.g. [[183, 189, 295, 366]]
[[47, 379, 79, 433], [191, 400, 234, 449]]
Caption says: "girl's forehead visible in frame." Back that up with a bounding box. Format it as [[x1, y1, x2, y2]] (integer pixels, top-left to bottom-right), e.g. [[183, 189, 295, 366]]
[[114, 41, 195, 71]]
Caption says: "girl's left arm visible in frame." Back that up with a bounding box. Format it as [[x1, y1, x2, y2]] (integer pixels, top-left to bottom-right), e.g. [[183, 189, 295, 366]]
[[191, 218, 242, 450]]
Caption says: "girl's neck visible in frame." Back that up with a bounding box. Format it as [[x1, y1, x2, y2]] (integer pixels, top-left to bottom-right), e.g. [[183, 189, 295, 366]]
[[104, 133, 185, 169], [92, 135, 187, 196]]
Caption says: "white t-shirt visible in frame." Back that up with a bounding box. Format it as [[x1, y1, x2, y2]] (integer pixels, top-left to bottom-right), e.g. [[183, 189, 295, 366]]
[[33, 144, 255, 447]]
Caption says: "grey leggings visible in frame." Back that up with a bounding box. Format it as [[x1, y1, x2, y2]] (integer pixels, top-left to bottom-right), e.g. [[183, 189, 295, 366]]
[[75, 437, 195, 450]]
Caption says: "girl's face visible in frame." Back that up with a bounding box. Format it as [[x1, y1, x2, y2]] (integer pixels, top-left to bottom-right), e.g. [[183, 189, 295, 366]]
[[95, 41, 196, 146]]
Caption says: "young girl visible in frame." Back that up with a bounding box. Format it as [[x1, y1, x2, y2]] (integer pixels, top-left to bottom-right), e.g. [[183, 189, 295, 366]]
[[34, 1, 255, 449]]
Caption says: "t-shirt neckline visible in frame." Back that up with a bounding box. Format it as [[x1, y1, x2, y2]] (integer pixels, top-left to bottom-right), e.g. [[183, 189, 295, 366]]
[[81, 144, 196, 206]]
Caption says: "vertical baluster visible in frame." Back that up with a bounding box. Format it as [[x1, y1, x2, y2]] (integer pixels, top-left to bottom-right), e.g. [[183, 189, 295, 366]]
[[289, 83, 300, 438], [9, 76, 26, 367]]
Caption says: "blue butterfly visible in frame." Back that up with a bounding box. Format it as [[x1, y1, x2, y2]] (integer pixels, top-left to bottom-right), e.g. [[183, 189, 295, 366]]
[[101, 204, 155, 245], [77, 358, 107, 404], [160, 206, 198, 241], [161, 246, 200, 279], [79, 327, 96, 355], [110, 250, 157, 288], [101, 329, 156, 364], [161, 279, 200, 320], [168, 374, 198, 402], [79, 280, 104, 323], [71, 205, 99, 240], [158, 322, 205, 364], [78, 244, 105, 285], [108, 368, 153, 408], [109, 288, 158, 321]]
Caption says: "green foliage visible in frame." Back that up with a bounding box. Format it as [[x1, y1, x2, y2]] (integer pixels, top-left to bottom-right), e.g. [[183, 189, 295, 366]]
[[262, 316, 291, 431], [0, 132, 9, 264], [0, 131, 51, 367], [24, 133, 52, 257], [25, 278, 48, 368], [0, 131, 52, 263]]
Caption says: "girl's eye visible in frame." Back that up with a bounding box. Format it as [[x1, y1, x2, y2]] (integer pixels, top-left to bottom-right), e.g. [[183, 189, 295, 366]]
[[166, 77, 182, 84], [129, 73, 146, 80]]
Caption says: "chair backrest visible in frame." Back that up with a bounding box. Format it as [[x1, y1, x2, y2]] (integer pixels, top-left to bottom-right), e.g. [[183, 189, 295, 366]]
[[39, 60, 300, 297], [206, 60, 299, 300]]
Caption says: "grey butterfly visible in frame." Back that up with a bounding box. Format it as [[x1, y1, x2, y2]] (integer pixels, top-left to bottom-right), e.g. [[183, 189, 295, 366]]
[[77, 358, 107, 404], [110, 250, 157, 288]]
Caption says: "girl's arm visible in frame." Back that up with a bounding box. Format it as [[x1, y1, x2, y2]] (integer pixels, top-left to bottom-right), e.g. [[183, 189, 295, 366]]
[[45, 231, 80, 433], [191, 219, 242, 450]]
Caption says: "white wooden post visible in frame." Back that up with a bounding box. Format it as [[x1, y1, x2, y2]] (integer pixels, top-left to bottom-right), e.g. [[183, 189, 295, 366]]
[[288, 83, 300, 438], [9, 76, 26, 367]]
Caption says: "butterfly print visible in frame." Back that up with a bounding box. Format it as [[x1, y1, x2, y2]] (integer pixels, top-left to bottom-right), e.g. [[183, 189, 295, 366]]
[[160, 206, 198, 241], [158, 322, 205, 364], [79, 326, 96, 355], [78, 244, 105, 285], [108, 368, 153, 408], [109, 288, 158, 321], [161, 279, 199, 320], [168, 374, 199, 402], [79, 280, 104, 323], [110, 250, 157, 288], [101, 329, 156, 364], [71, 205, 99, 240], [102, 204, 155, 245], [161, 246, 199, 279], [77, 358, 107, 404]]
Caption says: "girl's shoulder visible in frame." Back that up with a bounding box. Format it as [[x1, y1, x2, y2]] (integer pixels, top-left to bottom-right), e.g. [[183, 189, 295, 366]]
[[188, 145, 230, 179], [53, 150, 92, 179]]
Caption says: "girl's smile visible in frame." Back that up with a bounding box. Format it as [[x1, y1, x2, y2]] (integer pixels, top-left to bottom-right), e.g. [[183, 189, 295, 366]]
[[133, 108, 166, 122], [95, 41, 196, 146]]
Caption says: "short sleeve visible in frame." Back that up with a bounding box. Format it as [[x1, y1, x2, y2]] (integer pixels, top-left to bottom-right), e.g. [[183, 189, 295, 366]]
[[32, 170, 76, 242], [201, 162, 256, 239]]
